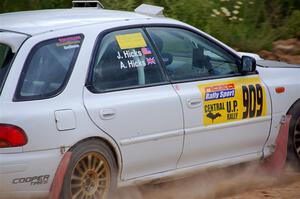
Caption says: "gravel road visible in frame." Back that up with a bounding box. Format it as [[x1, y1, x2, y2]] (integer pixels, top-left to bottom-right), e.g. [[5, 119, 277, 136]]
[[114, 163, 300, 199]]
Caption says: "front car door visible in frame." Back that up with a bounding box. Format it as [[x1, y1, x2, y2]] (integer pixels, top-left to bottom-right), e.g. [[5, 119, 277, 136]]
[[83, 28, 184, 180], [147, 27, 272, 168]]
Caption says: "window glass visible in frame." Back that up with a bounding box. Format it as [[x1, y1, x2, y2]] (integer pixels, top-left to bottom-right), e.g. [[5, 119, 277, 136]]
[[17, 35, 82, 99], [91, 28, 166, 92], [0, 44, 14, 94], [147, 28, 239, 81]]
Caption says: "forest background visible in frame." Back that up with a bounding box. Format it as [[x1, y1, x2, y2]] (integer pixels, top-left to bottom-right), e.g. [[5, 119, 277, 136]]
[[0, 0, 300, 53]]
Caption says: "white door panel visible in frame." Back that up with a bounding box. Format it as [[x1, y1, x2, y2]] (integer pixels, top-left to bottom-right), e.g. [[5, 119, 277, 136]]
[[176, 75, 272, 168], [83, 85, 184, 180], [179, 117, 271, 167], [147, 27, 272, 170]]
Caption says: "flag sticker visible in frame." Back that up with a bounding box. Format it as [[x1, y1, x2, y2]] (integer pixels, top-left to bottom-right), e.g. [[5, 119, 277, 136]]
[[141, 47, 152, 55], [116, 33, 147, 50], [146, 57, 156, 65]]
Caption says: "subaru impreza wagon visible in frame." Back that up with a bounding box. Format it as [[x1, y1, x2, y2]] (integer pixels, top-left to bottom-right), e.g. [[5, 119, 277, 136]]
[[1, 1, 300, 198]]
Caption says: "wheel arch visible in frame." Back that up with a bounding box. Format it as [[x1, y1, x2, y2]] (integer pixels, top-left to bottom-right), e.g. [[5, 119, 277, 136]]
[[68, 136, 122, 173], [285, 98, 300, 168], [287, 98, 300, 115]]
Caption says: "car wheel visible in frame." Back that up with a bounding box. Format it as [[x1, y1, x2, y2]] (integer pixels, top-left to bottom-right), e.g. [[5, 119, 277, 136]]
[[287, 102, 300, 169], [60, 139, 117, 199]]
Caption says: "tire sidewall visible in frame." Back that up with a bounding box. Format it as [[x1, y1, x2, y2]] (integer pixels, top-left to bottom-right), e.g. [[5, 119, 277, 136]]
[[288, 102, 300, 168], [61, 140, 118, 199]]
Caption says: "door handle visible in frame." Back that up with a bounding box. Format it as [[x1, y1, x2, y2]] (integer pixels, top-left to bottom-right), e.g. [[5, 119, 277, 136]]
[[99, 109, 116, 120], [187, 98, 202, 108]]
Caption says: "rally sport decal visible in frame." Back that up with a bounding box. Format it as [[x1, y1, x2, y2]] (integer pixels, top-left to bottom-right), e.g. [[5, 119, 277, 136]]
[[198, 77, 267, 126]]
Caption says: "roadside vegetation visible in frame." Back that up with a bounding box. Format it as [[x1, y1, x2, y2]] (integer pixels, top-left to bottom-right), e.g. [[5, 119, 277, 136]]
[[0, 0, 300, 53]]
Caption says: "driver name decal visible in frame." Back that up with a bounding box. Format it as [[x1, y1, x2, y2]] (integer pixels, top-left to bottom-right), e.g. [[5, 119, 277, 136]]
[[199, 77, 267, 126]]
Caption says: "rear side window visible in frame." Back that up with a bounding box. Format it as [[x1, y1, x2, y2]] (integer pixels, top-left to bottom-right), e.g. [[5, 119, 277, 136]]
[[89, 28, 166, 93], [0, 44, 14, 94], [15, 35, 83, 101]]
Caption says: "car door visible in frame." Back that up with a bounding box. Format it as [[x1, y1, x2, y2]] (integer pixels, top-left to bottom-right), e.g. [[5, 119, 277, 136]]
[[147, 27, 272, 168], [83, 28, 184, 180]]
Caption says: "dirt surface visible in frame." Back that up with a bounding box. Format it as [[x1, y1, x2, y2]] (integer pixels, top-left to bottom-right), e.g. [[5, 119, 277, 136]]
[[259, 38, 300, 64], [114, 164, 300, 199]]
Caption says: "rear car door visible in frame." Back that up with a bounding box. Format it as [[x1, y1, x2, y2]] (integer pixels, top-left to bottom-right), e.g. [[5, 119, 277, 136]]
[[147, 27, 272, 168], [83, 28, 184, 180]]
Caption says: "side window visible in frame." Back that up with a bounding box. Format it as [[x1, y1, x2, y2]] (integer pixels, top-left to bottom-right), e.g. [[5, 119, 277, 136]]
[[90, 28, 166, 92], [15, 35, 83, 100], [147, 28, 239, 82], [0, 44, 14, 93]]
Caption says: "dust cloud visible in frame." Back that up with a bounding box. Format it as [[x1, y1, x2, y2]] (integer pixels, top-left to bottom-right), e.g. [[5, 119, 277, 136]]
[[112, 163, 300, 199]]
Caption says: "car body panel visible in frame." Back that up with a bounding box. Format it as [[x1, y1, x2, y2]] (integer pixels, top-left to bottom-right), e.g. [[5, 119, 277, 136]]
[[257, 67, 300, 150], [0, 9, 150, 35], [0, 32, 28, 53], [84, 86, 184, 180], [258, 60, 300, 68], [0, 149, 61, 199], [175, 75, 272, 168]]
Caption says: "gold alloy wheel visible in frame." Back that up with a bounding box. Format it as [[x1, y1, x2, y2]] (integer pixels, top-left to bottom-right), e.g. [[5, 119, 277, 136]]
[[70, 152, 111, 199], [294, 118, 300, 159]]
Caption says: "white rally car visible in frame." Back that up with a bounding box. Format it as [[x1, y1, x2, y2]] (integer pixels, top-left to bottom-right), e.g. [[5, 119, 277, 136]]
[[1, 1, 300, 198]]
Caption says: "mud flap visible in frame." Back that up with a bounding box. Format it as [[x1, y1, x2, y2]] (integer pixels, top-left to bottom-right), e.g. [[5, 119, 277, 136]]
[[48, 152, 72, 199], [262, 115, 291, 175]]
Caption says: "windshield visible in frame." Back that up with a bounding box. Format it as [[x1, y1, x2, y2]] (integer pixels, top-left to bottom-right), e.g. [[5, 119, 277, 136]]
[[0, 44, 14, 94]]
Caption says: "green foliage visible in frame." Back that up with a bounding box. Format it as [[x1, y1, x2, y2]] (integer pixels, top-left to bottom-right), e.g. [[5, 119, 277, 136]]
[[0, 0, 299, 52], [283, 10, 300, 39], [202, 0, 281, 52], [0, 0, 71, 12]]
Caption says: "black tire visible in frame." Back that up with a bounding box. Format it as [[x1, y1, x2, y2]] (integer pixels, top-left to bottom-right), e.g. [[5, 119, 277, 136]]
[[60, 139, 118, 199], [287, 102, 300, 169]]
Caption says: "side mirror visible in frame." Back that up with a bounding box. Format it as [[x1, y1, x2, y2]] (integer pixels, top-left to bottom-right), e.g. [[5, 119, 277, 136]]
[[241, 56, 256, 73]]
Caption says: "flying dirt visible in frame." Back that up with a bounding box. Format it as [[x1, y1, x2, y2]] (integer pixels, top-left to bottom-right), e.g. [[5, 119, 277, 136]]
[[113, 163, 300, 199]]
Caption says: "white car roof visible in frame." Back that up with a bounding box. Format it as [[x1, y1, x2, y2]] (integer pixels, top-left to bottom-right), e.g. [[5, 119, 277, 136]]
[[0, 8, 153, 35]]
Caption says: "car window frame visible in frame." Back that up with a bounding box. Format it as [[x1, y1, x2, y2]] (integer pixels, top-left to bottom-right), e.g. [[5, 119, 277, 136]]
[[85, 27, 170, 94], [144, 25, 258, 84], [0, 43, 16, 96], [86, 24, 258, 93], [14, 34, 84, 102]]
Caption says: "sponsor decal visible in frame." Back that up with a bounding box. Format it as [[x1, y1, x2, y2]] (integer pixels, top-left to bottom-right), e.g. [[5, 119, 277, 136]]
[[12, 175, 50, 186], [56, 35, 82, 49], [58, 36, 81, 43], [204, 83, 235, 101], [116, 33, 147, 50], [199, 77, 267, 126], [206, 112, 222, 123], [63, 44, 80, 50]]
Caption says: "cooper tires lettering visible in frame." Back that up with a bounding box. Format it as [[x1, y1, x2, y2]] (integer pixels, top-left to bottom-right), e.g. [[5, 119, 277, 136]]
[[12, 175, 50, 185]]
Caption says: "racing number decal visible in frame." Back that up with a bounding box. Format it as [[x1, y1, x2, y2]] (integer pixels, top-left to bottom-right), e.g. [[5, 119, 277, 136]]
[[199, 77, 267, 126], [242, 84, 264, 119]]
